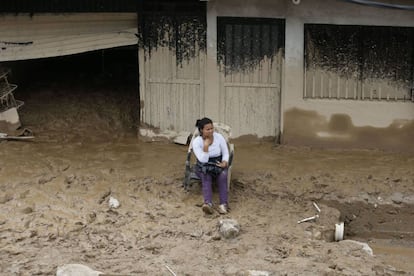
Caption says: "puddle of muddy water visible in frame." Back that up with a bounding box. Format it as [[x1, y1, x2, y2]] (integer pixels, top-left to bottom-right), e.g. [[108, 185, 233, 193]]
[[369, 239, 414, 273], [323, 200, 414, 272]]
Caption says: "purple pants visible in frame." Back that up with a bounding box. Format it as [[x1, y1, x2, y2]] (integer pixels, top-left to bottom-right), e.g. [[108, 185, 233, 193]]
[[196, 169, 228, 205]]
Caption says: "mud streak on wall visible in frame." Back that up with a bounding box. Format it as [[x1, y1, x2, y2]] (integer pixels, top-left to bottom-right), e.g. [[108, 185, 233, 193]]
[[305, 24, 414, 91], [283, 107, 414, 152]]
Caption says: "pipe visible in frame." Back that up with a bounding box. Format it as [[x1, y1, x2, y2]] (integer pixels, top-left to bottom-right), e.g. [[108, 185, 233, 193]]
[[339, 0, 414, 11]]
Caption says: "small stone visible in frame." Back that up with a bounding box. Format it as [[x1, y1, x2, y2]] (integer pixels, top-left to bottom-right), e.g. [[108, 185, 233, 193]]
[[390, 192, 404, 204], [87, 212, 97, 223], [21, 207, 33, 214]]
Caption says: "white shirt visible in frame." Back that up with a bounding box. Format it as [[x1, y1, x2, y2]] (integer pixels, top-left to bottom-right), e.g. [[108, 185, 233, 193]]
[[192, 132, 229, 163]]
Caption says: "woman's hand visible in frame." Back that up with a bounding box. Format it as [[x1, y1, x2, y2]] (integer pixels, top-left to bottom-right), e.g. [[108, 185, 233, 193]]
[[216, 160, 228, 168], [203, 136, 213, 152], [203, 136, 212, 147]]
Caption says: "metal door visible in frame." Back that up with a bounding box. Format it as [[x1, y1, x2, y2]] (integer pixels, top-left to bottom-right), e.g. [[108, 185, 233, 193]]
[[217, 17, 285, 138], [139, 15, 206, 132]]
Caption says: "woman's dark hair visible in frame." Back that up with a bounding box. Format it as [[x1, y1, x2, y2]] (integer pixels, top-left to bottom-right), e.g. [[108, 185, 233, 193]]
[[195, 117, 213, 132]]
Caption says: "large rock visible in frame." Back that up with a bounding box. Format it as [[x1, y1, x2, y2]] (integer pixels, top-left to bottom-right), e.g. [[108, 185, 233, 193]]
[[339, 240, 374, 256]]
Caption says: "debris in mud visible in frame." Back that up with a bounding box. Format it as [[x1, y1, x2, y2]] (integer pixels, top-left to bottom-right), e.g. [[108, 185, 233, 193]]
[[340, 240, 373, 256], [108, 196, 120, 209], [297, 201, 321, 224], [334, 222, 344, 241], [219, 219, 240, 239], [313, 201, 321, 213], [56, 263, 103, 276], [165, 264, 177, 276], [297, 214, 319, 224], [173, 131, 191, 145], [0, 70, 24, 112], [0, 70, 32, 139], [246, 270, 271, 276], [0, 127, 34, 141], [98, 191, 111, 204]]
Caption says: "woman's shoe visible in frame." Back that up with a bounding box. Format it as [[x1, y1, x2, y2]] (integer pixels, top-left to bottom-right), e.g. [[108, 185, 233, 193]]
[[202, 203, 214, 214], [218, 204, 227, 214]]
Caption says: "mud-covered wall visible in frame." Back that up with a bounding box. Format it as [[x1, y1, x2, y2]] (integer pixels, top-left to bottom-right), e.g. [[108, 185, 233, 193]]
[[281, 0, 414, 151], [216, 17, 285, 74], [207, 0, 414, 150], [305, 24, 414, 100], [305, 25, 414, 83], [204, 0, 287, 127], [137, 0, 414, 149], [283, 108, 414, 152], [137, 0, 208, 135], [138, 0, 206, 64]]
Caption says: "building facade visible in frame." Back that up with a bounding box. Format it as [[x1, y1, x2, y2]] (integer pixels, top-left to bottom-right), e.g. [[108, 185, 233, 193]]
[[140, 0, 414, 151], [1, 0, 413, 151]]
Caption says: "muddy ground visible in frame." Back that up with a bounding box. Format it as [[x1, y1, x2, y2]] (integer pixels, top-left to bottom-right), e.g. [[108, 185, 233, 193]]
[[1, 60, 414, 275]]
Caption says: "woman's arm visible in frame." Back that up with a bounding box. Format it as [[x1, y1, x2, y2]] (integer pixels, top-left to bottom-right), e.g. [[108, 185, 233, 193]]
[[192, 136, 209, 163], [216, 133, 229, 168]]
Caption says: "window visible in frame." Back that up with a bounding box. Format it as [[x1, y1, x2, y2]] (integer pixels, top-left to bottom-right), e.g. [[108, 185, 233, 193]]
[[304, 24, 414, 101], [217, 17, 285, 74]]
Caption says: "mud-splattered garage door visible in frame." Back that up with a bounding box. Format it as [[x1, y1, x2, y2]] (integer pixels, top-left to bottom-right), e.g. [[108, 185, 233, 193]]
[[139, 12, 206, 132], [0, 13, 138, 62], [217, 17, 285, 139]]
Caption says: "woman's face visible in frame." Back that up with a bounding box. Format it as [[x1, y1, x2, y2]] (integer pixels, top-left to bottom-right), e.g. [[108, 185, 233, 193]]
[[201, 123, 214, 138]]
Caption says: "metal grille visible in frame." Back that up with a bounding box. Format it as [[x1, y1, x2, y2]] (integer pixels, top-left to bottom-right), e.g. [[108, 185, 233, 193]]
[[217, 17, 285, 74], [304, 24, 414, 102]]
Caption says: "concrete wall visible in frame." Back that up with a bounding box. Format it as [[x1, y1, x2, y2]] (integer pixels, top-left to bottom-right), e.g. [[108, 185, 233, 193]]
[[208, 0, 414, 151]]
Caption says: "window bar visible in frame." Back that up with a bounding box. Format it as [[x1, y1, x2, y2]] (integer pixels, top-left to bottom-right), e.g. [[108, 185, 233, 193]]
[[337, 76, 340, 99], [304, 68, 307, 98], [328, 76, 332, 98], [345, 79, 348, 99], [354, 83, 357, 99], [378, 86, 381, 100], [362, 83, 364, 100], [312, 72, 315, 98], [320, 73, 324, 98]]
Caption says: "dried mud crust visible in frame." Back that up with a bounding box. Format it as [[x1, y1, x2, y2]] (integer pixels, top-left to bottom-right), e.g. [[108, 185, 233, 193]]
[[0, 138, 413, 275]]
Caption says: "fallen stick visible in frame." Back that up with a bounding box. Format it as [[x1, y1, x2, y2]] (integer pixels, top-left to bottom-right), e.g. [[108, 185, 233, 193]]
[[0, 135, 34, 140], [297, 214, 319, 224], [312, 202, 321, 213], [165, 265, 177, 276]]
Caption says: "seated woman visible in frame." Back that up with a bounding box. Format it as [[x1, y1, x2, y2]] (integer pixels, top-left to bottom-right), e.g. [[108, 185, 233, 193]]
[[192, 117, 229, 215]]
